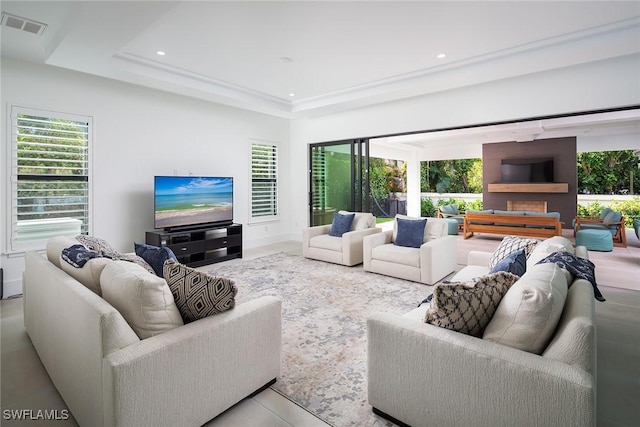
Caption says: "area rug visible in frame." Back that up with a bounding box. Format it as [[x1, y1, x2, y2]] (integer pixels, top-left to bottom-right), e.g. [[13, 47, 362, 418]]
[[207, 253, 432, 427]]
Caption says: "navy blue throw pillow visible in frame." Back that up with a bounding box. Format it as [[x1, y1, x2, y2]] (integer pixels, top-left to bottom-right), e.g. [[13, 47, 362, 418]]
[[394, 218, 427, 248], [329, 212, 356, 237], [489, 249, 526, 276], [536, 251, 605, 301], [134, 242, 178, 277]]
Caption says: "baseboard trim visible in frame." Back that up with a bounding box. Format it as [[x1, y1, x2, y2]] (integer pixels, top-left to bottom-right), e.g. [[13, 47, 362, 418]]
[[372, 407, 411, 427], [248, 378, 277, 398]]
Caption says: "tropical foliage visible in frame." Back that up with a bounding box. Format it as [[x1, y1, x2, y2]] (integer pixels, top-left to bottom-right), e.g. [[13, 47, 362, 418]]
[[421, 159, 482, 193], [577, 150, 639, 194]]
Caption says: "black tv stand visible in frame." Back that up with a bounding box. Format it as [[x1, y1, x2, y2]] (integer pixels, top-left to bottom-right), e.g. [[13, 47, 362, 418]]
[[146, 223, 242, 268]]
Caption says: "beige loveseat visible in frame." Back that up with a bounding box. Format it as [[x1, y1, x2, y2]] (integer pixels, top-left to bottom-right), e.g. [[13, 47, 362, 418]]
[[363, 216, 457, 285], [23, 237, 282, 427], [367, 236, 597, 427]]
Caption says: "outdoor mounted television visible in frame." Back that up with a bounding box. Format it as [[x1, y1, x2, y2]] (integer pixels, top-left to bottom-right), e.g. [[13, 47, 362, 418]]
[[500, 158, 554, 183], [154, 176, 233, 231]]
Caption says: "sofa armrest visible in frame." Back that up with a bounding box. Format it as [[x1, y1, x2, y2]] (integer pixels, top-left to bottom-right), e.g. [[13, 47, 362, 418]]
[[367, 312, 595, 427], [103, 296, 282, 427], [302, 225, 332, 255], [419, 235, 457, 284], [363, 230, 393, 270], [342, 227, 382, 266], [467, 250, 493, 267]]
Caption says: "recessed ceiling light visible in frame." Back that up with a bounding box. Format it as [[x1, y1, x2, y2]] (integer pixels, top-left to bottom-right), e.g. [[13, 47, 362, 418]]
[[437, 53, 446, 59], [289, 93, 296, 97], [280, 56, 293, 63], [156, 51, 166, 56]]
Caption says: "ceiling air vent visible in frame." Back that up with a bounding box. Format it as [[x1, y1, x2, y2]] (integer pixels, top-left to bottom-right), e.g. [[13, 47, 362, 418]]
[[1, 12, 47, 35]]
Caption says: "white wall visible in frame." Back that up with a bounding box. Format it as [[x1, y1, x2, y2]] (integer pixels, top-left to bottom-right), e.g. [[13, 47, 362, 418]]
[[1, 58, 291, 297], [290, 54, 640, 229]]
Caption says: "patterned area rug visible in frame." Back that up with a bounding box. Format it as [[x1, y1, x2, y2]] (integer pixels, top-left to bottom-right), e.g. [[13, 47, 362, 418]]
[[207, 253, 432, 427]]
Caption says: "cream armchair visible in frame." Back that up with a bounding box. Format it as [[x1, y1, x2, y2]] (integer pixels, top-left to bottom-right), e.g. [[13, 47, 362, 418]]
[[303, 212, 380, 266], [363, 216, 456, 285]]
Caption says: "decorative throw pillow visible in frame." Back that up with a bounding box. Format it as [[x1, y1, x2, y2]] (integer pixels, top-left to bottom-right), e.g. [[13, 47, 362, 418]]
[[135, 242, 178, 277], [488, 236, 539, 269], [329, 212, 356, 237], [100, 260, 184, 339], [483, 263, 568, 354], [163, 259, 237, 323], [424, 272, 520, 337], [489, 249, 526, 276], [394, 217, 427, 248], [75, 234, 119, 258]]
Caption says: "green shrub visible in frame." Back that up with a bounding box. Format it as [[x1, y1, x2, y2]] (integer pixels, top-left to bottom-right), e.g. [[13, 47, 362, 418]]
[[420, 198, 437, 217]]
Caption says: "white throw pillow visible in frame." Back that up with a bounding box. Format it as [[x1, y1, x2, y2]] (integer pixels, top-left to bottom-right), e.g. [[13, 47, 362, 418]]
[[483, 263, 568, 354], [526, 236, 574, 269], [101, 261, 183, 339]]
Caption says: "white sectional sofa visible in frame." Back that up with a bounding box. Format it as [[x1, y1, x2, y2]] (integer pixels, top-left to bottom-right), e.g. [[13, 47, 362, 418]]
[[367, 236, 597, 427], [23, 237, 282, 427]]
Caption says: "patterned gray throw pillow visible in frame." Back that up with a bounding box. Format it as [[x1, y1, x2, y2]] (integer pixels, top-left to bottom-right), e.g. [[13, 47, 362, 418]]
[[488, 236, 539, 269], [163, 259, 237, 323], [424, 271, 520, 337]]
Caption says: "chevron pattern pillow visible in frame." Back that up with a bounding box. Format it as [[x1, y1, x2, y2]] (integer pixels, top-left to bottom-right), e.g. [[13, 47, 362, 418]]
[[163, 259, 237, 323], [488, 236, 539, 269], [424, 271, 520, 337]]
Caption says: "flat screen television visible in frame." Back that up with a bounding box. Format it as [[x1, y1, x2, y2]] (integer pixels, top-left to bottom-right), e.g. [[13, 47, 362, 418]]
[[500, 158, 554, 183], [154, 176, 233, 231]]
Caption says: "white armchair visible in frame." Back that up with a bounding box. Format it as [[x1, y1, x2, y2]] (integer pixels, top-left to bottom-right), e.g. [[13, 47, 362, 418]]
[[363, 216, 456, 285], [302, 212, 380, 266]]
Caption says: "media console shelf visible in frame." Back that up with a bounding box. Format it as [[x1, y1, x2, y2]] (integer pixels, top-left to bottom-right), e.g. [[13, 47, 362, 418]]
[[146, 223, 242, 268]]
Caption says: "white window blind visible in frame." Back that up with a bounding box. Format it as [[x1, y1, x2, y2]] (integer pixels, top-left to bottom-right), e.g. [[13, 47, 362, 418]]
[[9, 106, 91, 252], [250, 142, 278, 220]]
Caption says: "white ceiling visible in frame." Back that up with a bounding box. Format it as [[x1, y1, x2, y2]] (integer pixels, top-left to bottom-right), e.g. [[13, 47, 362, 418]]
[[1, 1, 639, 119]]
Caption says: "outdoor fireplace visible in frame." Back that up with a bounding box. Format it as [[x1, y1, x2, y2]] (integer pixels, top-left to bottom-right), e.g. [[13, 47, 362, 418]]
[[507, 200, 547, 213]]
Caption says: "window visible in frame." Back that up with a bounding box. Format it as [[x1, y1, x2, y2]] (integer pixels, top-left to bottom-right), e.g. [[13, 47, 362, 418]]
[[250, 141, 278, 221], [8, 106, 91, 252]]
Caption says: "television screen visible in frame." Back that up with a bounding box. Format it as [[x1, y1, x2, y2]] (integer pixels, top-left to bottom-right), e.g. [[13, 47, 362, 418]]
[[500, 158, 554, 183], [154, 176, 233, 230]]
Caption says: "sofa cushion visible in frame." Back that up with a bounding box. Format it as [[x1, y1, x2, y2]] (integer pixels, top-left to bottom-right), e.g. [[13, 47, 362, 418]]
[[164, 259, 237, 323], [489, 249, 526, 276], [46, 236, 81, 268], [424, 271, 519, 337], [524, 211, 561, 229], [329, 211, 355, 237], [466, 209, 494, 224], [371, 243, 421, 267], [536, 251, 605, 301], [101, 261, 184, 339], [488, 236, 539, 269], [526, 235, 574, 269], [483, 263, 568, 354], [309, 234, 343, 252], [440, 204, 459, 215], [339, 211, 375, 230], [542, 281, 595, 372], [135, 242, 178, 277], [493, 210, 526, 227], [60, 253, 112, 296], [394, 217, 426, 248]]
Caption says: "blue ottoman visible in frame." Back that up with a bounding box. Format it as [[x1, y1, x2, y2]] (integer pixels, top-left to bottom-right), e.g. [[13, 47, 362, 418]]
[[442, 218, 460, 235], [576, 228, 613, 252]]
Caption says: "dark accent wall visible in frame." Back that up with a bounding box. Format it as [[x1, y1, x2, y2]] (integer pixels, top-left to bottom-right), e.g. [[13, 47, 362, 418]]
[[483, 137, 577, 228]]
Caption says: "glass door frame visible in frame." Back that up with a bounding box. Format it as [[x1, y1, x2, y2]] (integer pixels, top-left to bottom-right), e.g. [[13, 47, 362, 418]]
[[308, 139, 370, 226]]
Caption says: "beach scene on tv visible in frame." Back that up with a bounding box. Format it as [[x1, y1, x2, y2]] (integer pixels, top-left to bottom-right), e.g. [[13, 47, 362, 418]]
[[154, 176, 233, 229]]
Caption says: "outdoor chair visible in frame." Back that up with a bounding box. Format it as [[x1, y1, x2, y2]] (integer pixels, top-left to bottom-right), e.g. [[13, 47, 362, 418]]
[[574, 208, 627, 247]]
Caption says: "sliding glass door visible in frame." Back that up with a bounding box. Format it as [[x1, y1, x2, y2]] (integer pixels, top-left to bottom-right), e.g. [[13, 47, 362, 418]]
[[309, 139, 370, 226]]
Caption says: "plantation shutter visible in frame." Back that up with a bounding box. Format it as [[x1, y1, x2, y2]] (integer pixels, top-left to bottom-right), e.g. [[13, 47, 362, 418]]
[[251, 142, 278, 219], [9, 106, 91, 251]]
